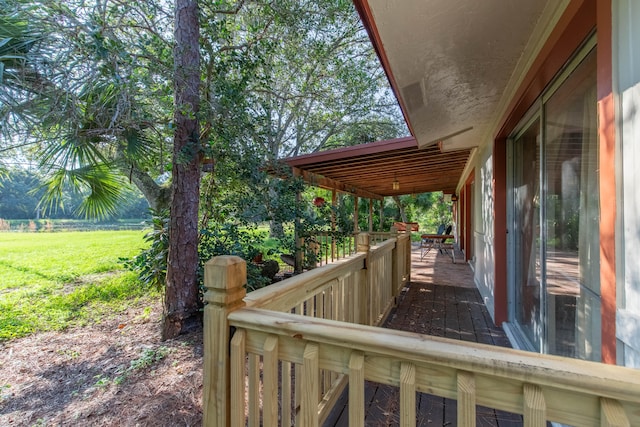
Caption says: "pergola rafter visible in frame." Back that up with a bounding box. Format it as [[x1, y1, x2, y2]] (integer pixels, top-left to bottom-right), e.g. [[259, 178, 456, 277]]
[[283, 136, 472, 198]]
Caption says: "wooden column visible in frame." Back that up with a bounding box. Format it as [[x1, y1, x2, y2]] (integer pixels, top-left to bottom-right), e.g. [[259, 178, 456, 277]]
[[203, 256, 247, 427], [379, 198, 385, 231], [294, 190, 303, 273], [331, 189, 337, 260], [353, 196, 359, 233], [368, 198, 373, 232]]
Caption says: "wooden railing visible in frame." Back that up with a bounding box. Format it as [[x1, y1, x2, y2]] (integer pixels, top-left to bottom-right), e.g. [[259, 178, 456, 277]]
[[299, 227, 408, 269], [202, 230, 640, 427], [248, 233, 409, 326], [300, 231, 356, 268], [204, 231, 411, 426], [225, 310, 640, 427]]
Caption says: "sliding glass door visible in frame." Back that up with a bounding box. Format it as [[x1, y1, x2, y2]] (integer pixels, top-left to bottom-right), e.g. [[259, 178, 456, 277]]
[[509, 42, 600, 360], [512, 117, 541, 350]]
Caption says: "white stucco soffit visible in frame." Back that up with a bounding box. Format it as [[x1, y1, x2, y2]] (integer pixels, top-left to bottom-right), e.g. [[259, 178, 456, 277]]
[[367, 0, 551, 149]]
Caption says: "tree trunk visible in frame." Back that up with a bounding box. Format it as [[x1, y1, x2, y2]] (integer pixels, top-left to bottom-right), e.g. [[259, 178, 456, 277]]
[[267, 185, 284, 237], [163, 0, 201, 340], [128, 166, 172, 212], [393, 195, 407, 223]]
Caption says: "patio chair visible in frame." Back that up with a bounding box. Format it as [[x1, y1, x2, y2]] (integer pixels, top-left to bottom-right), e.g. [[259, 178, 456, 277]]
[[440, 224, 453, 253]]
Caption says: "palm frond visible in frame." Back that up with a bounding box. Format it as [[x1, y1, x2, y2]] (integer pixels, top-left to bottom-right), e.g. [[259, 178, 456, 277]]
[[38, 131, 109, 169], [122, 128, 160, 164], [73, 165, 128, 220], [37, 163, 127, 220]]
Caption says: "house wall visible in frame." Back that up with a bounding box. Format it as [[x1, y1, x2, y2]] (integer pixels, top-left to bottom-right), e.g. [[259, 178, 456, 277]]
[[471, 144, 497, 323], [614, 0, 640, 368]]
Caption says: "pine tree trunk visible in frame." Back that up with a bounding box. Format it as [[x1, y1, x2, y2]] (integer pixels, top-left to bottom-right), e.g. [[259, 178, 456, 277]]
[[163, 0, 201, 340]]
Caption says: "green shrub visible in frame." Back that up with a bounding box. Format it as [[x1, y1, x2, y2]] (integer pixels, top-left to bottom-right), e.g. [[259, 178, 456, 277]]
[[125, 211, 273, 295], [122, 210, 169, 291]]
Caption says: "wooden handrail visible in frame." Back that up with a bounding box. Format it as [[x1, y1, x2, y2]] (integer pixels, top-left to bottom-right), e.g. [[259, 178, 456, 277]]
[[229, 308, 640, 426], [245, 253, 366, 311]]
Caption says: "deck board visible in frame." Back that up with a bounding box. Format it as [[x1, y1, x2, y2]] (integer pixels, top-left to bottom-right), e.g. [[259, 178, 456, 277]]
[[323, 243, 523, 426]]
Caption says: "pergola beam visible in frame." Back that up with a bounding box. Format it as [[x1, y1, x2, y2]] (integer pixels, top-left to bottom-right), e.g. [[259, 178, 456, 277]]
[[293, 167, 384, 201]]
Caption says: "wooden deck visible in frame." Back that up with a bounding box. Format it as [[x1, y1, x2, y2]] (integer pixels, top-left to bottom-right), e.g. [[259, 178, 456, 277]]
[[324, 243, 522, 426]]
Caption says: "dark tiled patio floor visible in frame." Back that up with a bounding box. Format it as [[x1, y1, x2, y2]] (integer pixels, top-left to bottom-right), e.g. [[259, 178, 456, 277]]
[[324, 244, 522, 426]]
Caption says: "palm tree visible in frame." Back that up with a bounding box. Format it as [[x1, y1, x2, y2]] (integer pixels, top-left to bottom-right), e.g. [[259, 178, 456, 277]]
[[0, 0, 173, 218], [0, 6, 33, 84]]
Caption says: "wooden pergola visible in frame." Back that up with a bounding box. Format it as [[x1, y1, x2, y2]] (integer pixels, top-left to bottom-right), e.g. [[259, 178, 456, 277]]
[[283, 136, 472, 200], [279, 136, 472, 258]]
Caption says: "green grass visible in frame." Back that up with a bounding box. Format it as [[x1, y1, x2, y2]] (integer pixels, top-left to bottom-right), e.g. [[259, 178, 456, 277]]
[[0, 231, 154, 341]]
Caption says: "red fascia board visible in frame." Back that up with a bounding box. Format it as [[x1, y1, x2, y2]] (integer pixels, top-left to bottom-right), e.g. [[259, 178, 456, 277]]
[[352, 0, 415, 137], [283, 136, 418, 167]]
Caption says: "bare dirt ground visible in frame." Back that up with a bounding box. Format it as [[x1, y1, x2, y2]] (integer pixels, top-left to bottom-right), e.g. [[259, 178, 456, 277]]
[[0, 300, 203, 426]]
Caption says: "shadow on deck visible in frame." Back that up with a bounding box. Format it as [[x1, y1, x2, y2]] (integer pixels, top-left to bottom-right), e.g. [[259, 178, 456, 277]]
[[324, 243, 522, 426]]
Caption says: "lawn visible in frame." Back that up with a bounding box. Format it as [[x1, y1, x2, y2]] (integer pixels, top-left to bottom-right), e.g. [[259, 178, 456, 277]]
[[0, 231, 154, 341]]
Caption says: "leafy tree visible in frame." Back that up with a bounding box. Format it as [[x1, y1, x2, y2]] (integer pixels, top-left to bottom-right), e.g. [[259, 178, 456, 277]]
[[0, 0, 406, 338], [200, 0, 405, 237], [245, 0, 404, 160], [0, 168, 42, 218]]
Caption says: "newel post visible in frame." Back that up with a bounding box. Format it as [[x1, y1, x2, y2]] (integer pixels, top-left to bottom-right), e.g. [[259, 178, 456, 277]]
[[357, 233, 371, 325], [390, 226, 400, 299], [203, 256, 247, 427]]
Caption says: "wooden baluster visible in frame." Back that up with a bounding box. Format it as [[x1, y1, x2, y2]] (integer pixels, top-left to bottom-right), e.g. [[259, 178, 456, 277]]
[[333, 280, 340, 322], [400, 362, 416, 427], [203, 256, 246, 427], [523, 383, 546, 427], [331, 189, 337, 260], [337, 278, 344, 322], [248, 354, 260, 427], [230, 330, 246, 427], [324, 234, 329, 265], [600, 398, 630, 427], [263, 335, 279, 427], [349, 352, 365, 426], [457, 371, 476, 427], [405, 234, 411, 282], [316, 291, 324, 319], [301, 343, 320, 427], [347, 277, 353, 323], [282, 360, 292, 426], [295, 362, 301, 423]]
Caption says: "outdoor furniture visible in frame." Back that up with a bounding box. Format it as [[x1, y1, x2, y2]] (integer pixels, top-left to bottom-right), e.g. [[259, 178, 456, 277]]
[[420, 225, 455, 263]]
